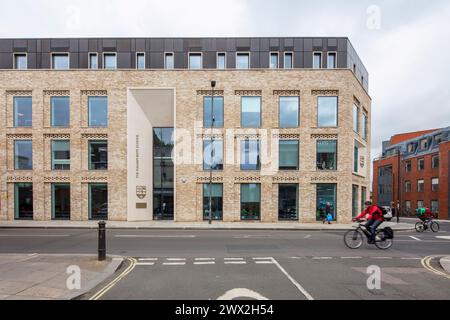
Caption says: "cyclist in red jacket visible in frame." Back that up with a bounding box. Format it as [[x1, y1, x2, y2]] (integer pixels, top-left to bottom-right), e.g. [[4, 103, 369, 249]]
[[353, 201, 384, 244]]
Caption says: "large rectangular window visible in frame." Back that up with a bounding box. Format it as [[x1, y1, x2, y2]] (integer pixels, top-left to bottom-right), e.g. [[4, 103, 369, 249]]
[[362, 113, 368, 140], [241, 96, 261, 128], [353, 104, 359, 132], [203, 96, 224, 128], [432, 178, 439, 192], [236, 53, 250, 69], [279, 96, 299, 128], [278, 184, 298, 220], [417, 200, 424, 209], [203, 184, 223, 220], [352, 185, 359, 218], [89, 53, 98, 69], [88, 96, 108, 127], [51, 53, 69, 69], [14, 140, 32, 170], [14, 183, 33, 220], [418, 158, 425, 171], [431, 200, 439, 214], [52, 183, 70, 220], [14, 53, 27, 69], [217, 52, 226, 69], [241, 184, 260, 220], [361, 187, 367, 216], [189, 53, 202, 69], [136, 52, 145, 69], [279, 140, 299, 170], [327, 52, 337, 69], [432, 155, 439, 168], [316, 140, 337, 171], [405, 200, 411, 214], [405, 161, 412, 172], [270, 52, 279, 69], [52, 140, 70, 170], [164, 52, 174, 69], [13, 96, 32, 127], [89, 184, 108, 220], [51, 96, 70, 127], [405, 181, 411, 193], [240, 140, 260, 170], [353, 145, 359, 173], [417, 179, 425, 192], [89, 140, 108, 170], [317, 96, 338, 127], [313, 52, 322, 69], [203, 140, 223, 170], [103, 53, 117, 69], [153, 128, 174, 220], [284, 52, 293, 69], [316, 184, 337, 221]]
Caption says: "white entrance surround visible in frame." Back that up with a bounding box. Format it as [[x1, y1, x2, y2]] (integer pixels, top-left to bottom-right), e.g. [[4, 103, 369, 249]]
[[127, 88, 175, 221]]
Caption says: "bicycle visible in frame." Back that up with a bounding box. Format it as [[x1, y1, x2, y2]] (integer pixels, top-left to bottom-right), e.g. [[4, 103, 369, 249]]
[[415, 218, 439, 233], [344, 221, 394, 250]]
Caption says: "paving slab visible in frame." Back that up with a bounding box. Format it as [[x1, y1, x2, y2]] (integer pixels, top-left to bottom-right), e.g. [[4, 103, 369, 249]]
[[439, 256, 450, 274], [0, 254, 123, 300]]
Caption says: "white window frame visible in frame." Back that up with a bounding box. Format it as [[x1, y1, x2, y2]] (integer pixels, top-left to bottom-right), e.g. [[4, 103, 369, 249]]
[[136, 52, 146, 70], [283, 52, 294, 69], [88, 52, 98, 69], [313, 52, 322, 69], [327, 51, 337, 69], [13, 52, 28, 70], [216, 52, 226, 69], [164, 52, 174, 69], [188, 52, 203, 70], [102, 52, 117, 70], [269, 51, 279, 69], [236, 52, 250, 69], [51, 52, 70, 70]]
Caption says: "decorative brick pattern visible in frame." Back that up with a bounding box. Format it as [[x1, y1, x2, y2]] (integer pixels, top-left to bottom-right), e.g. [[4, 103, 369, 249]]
[[311, 134, 338, 140], [196, 90, 224, 96], [235, 90, 262, 96], [273, 90, 300, 96], [311, 89, 339, 96]]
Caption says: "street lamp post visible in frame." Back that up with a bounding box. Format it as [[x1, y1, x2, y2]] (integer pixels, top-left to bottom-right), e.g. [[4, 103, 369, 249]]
[[397, 148, 401, 223], [208, 80, 216, 225]]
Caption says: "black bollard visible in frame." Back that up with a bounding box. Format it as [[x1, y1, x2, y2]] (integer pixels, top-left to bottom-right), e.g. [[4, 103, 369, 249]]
[[98, 221, 106, 261]]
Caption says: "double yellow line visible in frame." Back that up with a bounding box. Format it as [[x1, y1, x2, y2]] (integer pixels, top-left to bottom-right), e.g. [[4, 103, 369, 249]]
[[421, 256, 450, 280], [89, 257, 137, 300]]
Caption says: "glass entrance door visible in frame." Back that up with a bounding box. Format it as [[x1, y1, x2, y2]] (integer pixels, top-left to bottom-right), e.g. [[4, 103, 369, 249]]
[[153, 128, 174, 220]]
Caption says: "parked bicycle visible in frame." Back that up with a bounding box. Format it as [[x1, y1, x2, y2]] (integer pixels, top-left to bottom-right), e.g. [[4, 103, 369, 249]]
[[344, 221, 394, 250], [415, 219, 439, 233]]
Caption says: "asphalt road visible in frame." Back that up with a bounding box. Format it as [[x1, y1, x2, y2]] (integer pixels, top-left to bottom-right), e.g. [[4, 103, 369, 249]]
[[1, 219, 449, 300]]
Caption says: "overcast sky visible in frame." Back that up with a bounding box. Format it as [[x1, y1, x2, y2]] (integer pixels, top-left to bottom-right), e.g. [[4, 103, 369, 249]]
[[1, 0, 449, 160]]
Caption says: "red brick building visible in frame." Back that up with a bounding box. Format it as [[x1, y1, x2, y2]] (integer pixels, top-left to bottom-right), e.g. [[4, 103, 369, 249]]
[[373, 127, 449, 220]]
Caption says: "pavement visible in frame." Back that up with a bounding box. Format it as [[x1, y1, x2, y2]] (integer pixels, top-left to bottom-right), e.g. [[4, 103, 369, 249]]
[[0, 253, 122, 300], [440, 256, 450, 274], [0, 220, 415, 231]]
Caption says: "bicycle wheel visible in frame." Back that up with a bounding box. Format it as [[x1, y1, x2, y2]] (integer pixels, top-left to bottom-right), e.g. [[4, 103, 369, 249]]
[[344, 230, 364, 249], [415, 222, 425, 233], [375, 229, 393, 250], [430, 221, 440, 233]]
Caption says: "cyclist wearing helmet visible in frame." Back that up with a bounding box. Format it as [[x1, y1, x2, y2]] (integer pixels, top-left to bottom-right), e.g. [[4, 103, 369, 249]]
[[353, 201, 384, 244]]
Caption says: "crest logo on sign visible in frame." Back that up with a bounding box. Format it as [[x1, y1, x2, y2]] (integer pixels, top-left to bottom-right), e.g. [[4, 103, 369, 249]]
[[136, 186, 147, 199]]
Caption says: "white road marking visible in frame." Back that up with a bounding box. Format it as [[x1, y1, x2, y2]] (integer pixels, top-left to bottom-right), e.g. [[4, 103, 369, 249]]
[[135, 262, 155, 266], [289, 257, 303, 260], [224, 258, 244, 261], [115, 235, 196, 238], [312, 257, 333, 260], [163, 262, 186, 266], [217, 288, 269, 300], [436, 236, 450, 240], [195, 258, 215, 261], [401, 257, 422, 260], [304, 235, 312, 239], [194, 261, 215, 265], [271, 258, 314, 300], [409, 236, 421, 241], [252, 257, 273, 260], [0, 234, 68, 237], [371, 257, 393, 260], [166, 258, 186, 261], [224, 261, 247, 264], [138, 258, 158, 261], [341, 257, 362, 259], [255, 261, 274, 264]]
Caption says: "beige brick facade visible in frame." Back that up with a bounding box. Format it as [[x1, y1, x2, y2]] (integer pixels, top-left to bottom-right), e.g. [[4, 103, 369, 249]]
[[0, 69, 371, 223]]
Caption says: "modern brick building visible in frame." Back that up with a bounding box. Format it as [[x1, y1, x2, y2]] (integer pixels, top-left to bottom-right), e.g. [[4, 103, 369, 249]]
[[0, 37, 370, 223], [373, 127, 450, 220]]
